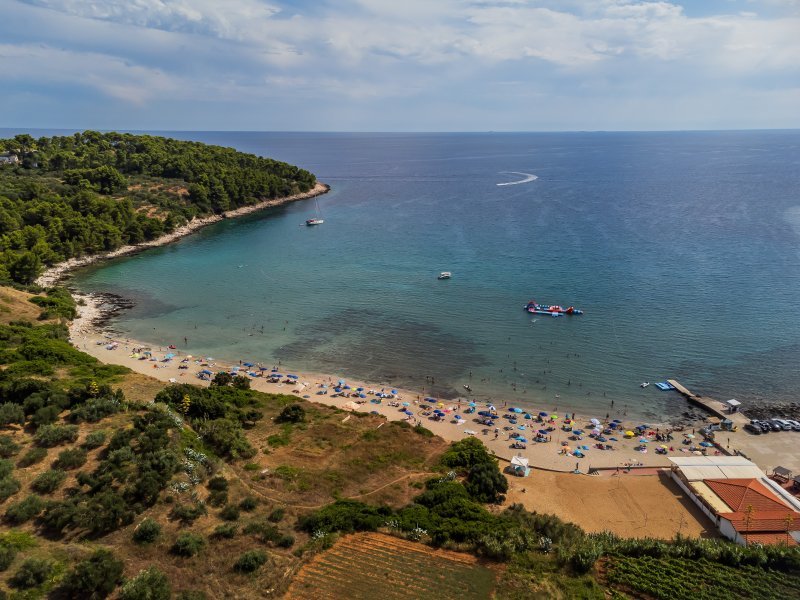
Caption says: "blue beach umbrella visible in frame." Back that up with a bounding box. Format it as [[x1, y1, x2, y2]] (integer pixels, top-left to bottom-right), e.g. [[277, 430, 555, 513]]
[[639, 438, 649, 443], [338, 379, 346, 385], [391, 389, 398, 394], [511, 407, 523, 413], [699, 441, 713, 447], [259, 366, 269, 371], [539, 411, 549, 417], [404, 409, 413, 415], [356, 387, 364, 391], [243, 362, 254, 367], [468, 402, 477, 407], [524, 413, 532, 419], [359, 393, 367, 398], [516, 437, 528, 443], [425, 397, 436, 402], [517, 425, 526, 430], [199, 369, 213, 375], [287, 374, 298, 379], [402, 401, 410, 406], [538, 429, 549, 435]]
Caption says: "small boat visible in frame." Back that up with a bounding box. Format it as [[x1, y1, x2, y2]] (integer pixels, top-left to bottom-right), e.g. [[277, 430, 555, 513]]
[[438, 271, 452, 280], [305, 197, 324, 226], [640, 382, 650, 388], [524, 300, 583, 316], [463, 384, 472, 392]]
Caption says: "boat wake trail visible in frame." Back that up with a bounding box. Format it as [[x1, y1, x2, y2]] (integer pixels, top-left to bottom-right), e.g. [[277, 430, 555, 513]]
[[497, 171, 538, 186]]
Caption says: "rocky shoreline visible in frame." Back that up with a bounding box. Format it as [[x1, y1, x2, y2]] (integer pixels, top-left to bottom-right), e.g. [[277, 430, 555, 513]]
[[742, 402, 800, 421], [35, 182, 330, 288]]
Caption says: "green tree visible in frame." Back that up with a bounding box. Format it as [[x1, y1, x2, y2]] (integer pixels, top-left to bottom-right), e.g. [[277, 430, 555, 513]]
[[464, 462, 508, 503], [276, 404, 305, 424], [59, 549, 124, 599], [8, 251, 41, 284], [9, 558, 53, 589], [119, 567, 171, 600], [0, 403, 25, 427]]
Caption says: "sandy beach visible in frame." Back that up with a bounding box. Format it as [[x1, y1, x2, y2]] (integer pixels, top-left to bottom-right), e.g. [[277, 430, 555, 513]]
[[67, 292, 726, 473], [35, 182, 330, 288]]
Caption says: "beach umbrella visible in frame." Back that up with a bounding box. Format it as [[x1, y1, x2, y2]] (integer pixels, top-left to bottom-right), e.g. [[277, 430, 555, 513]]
[[338, 379, 346, 385], [359, 393, 367, 398], [639, 438, 649, 443], [524, 413, 532, 419], [550, 414, 558, 419], [517, 437, 528, 443], [538, 429, 549, 435], [539, 411, 549, 417], [356, 387, 364, 391], [437, 402, 444, 408], [468, 402, 476, 407], [243, 362, 254, 367], [592, 428, 601, 435], [302, 395, 310, 398], [271, 367, 278, 371], [590, 418, 600, 425], [272, 374, 283, 378], [488, 404, 496, 411], [287, 374, 298, 379], [684, 434, 695, 439], [259, 366, 269, 371], [660, 445, 668, 449], [517, 425, 526, 430], [404, 409, 413, 415], [165, 353, 175, 359], [612, 419, 622, 423], [200, 369, 213, 375], [402, 401, 410, 406], [699, 441, 713, 447], [391, 389, 398, 394], [597, 436, 607, 442], [425, 397, 437, 402], [572, 429, 584, 434], [624, 430, 635, 437], [581, 445, 590, 450], [343, 385, 351, 389]]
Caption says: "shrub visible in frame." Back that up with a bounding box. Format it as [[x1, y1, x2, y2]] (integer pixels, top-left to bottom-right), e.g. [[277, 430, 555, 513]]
[[9, 558, 53, 589], [239, 496, 258, 511], [30, 469, 66, 494], [34, 423, 79, 447], [0, 477, 20, 502], [211, 523, 237, 540], [170, 502, 207, 526], [219, 504, 240, 521], [119, 567, 171, 600], [82, 430, 107, 449], [53, 447, 87, 470], [59, 548, 124, 599], [275, 404, 305, 424], [440, 437, 496, 472], [277, 534, 295, 548], [30, 405, 60, 428], [267, 507, 285, 523], [171, 532, 205, 557], [206, 475, 228, 492], [207, 489, 228, 507], [413, 424, 434, 437], [0, 403, 25, 427], [132, 518, 162, 544], [16, 446, 47, 468], [0, 459, 13, 479], [177, 592, 207, 600], [69, 397, 122, 423], [4, 494, 45, 524], [0, 545, 16, 571], [234, 549, 268, 573], [465, 461, 508, 503], [0, 435, 20, 458]]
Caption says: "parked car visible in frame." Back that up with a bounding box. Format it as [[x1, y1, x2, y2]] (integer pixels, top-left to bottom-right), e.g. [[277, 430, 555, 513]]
[[744, 423, 762, 435], [751, 419, 770, 433], [767, 419, 784, 432], [785, 420, 800, 431]]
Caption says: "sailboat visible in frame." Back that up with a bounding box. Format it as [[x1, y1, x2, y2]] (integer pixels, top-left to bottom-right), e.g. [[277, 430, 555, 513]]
[[305, 197, 324, 226]]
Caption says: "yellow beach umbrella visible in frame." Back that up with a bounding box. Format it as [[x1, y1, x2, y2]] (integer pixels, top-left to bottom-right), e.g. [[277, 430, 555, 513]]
[[550, 414, 558, 419], [624, 430, 635, 437]]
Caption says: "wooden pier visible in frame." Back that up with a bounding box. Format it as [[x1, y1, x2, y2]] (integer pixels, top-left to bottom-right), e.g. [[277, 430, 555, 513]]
[[666, 379, 746, 423]]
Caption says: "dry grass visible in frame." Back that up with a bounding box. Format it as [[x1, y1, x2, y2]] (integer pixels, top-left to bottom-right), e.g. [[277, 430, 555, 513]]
[[0, 287, 49, 324]]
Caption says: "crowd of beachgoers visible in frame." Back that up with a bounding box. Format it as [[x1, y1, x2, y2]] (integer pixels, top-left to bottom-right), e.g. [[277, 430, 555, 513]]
[[69, 294, 726, 472]]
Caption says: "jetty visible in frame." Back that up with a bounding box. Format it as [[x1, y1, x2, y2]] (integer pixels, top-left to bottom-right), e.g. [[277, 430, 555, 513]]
[[667, 379, 747, 424]]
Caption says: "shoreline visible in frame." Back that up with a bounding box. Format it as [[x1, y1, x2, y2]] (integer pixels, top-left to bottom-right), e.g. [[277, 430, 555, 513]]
[[35, 182, 330, 288], [69, 291, 720, 473]]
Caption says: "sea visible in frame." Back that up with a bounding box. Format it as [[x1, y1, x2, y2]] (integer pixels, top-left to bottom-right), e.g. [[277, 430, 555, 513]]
[[48, 130, 800, 422]]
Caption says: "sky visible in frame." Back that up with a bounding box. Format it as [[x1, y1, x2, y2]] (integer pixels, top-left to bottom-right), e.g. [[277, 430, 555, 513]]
[[1, 0, 799, 131]]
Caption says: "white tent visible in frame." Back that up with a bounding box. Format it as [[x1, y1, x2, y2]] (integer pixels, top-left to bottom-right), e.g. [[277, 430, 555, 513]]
[[509, 455, 530, 477]]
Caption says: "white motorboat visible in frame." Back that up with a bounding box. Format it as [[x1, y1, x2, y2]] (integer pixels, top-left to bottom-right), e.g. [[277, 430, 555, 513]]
[[438, 271, 452, 279], [640, 382, 650, 388]]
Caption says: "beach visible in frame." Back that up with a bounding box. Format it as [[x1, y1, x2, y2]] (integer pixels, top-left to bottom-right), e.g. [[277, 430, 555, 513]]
[[68, 291, 722, 473]]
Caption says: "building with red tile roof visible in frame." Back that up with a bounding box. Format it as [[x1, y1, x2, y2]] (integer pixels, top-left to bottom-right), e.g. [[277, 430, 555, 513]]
[[669, 458, 800, 546]]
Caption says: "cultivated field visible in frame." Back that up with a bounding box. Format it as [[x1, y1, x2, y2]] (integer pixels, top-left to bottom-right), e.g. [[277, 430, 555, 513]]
[[286, 533, 497, 599]]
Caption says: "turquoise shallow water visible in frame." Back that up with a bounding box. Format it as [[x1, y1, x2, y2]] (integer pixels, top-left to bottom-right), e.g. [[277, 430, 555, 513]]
[[70, 131, 800, 421]]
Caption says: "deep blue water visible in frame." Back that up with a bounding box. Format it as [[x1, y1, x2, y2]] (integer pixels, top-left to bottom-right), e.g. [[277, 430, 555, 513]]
[[66, 131, 800, 421]]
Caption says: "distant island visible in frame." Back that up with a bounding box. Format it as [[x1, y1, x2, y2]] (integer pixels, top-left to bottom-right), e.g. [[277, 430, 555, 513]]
[[0, 131, 326, 286]]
